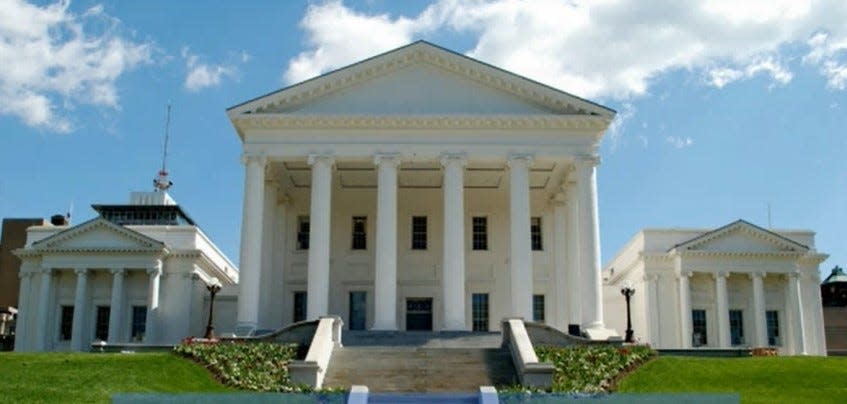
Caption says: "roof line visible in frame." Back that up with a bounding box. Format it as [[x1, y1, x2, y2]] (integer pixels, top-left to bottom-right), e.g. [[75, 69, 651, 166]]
[[668, 219, 809, 252], [226, 39, 616, 115]]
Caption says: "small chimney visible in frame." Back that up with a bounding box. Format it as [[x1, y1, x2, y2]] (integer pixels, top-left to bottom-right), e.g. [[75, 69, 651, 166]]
[[50, 214, 68, 226]]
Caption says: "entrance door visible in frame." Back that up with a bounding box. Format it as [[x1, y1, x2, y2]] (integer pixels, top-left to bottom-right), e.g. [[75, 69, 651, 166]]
[[349, 291, 366, 330], [406, 298, 433, 331]]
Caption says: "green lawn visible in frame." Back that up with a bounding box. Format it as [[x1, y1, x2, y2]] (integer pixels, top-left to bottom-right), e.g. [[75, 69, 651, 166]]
[[617, 356, 847, 404], [0, 352, 232, 403]]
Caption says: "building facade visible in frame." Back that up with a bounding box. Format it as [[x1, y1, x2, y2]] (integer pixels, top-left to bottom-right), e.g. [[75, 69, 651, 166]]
[[227, 41, 617, 339], [14, 191, 238, 351], [603, 220, 828, 355], [1, 218, 46, 310]]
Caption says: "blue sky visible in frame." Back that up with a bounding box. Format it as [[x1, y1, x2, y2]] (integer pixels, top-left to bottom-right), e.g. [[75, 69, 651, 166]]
[[1, 0, 845, 276]]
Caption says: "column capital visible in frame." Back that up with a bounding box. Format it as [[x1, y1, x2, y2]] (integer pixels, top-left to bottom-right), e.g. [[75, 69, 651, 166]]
[[506, 152, 534, 168], [74, 268, 88, 276], [241, 153, 267, 166], [788, 270, 802, 279], [19, 271, 34, 279], [277, 193, 291, 205], [644, 273, 659, 282], [39, 266, 52, 275], [748, 272, 766, 280], [551, 192, 567, 206], [110, 267, 125, 276], [677, 271, 692, 279], [147, 260, 163, 276], [307, 153, 335, 167], [374, 153, 401, 167], [574, 154, 601, 167], [713, 271, 729, 279], [439, 152, 467, 167]]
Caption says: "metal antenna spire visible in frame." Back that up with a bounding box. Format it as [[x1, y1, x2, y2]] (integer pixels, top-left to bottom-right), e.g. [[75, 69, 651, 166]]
[[154, 104, 174, 191]]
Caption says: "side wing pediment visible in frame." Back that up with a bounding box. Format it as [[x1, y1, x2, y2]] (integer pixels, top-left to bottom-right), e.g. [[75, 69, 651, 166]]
[[33, 219, 164, 251]]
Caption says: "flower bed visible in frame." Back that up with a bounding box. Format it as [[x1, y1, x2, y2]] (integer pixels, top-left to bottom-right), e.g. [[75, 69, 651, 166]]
[[535, 345, 655, 393], [173, 340, 305, 392]]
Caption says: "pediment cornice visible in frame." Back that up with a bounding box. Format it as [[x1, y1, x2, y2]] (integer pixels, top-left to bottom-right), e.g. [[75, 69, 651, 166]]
[[670, 220, 808, 254], [232, 114, 609, 132], [228, 41, 615, 138], [26, 218, 165, 252]]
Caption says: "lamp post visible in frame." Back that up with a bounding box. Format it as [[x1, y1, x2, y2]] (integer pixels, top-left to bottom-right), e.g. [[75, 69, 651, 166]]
[[203, 277, 222, 339], [620, 281, 636, 343]]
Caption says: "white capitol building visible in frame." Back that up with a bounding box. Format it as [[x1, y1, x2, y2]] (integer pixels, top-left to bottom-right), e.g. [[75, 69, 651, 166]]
[[13, 42, 828, 356]]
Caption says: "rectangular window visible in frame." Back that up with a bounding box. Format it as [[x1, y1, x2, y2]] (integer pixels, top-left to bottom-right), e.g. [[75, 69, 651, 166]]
[[95, 306, 110, 341], [729, 310, 744, 346], [692, 309, 707, 347], [472, 293, 489, 331], [472, 217, 488, 251], [533, 295, 545, 323], [297, 216, 310, 250], [531, 217, 543, 251], [60, 305, 74, 341], [349, 291, 366, 331], [131, 306, 146, 341], [411, 216, 427, 250], [293, 292, 307, 323], [766, 310, 780, 346], [352, 216, 367, 250]]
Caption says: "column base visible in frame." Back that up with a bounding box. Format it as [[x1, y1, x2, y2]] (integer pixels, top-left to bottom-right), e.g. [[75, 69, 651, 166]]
[[582, 324, 621, 341]]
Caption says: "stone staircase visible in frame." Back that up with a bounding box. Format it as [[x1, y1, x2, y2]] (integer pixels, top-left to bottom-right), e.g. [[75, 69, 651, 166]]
[[322, 332, 517, 392]]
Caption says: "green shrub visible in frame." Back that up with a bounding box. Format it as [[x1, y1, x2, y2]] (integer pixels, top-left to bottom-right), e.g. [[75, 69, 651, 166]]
[[536, 345, 655, 393], [174, 341, 305, 392]]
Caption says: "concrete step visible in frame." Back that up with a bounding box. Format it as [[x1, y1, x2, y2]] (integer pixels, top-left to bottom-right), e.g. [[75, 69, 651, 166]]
[[324, 346, 517, 392], [342, 331, 503, 348]]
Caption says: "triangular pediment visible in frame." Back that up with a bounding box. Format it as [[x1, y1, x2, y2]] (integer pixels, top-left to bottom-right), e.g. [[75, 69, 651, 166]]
[[672, 220, 808, 254], [228, 41, 614, 124], [32, 218, 165, 251]]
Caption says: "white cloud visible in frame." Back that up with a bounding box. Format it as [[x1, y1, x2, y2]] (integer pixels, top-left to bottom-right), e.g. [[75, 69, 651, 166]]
[[605, 103, 635, 151], [181, 48, 240, 92], [284, 0, 847, 99], [666, 136, 694, 149], [0, 0, 152, 132]]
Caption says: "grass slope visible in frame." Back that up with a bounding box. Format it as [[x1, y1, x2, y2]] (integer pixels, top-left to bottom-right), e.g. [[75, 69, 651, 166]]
[[0, 352, 231, 403], [618, 356, 847, 404]]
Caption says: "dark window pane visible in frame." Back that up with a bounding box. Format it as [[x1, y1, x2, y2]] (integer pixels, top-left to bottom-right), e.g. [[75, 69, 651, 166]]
[[294, 292, 307, 323], [531, 217, 542, 251], [412, 216, 427, 250], [472, 293, 489, 331], [729, 310, 744, 346], [352, 216, 367, 250], [766, 310, 780, 346], [60, 306, 74, 341], [533, 295, 545, 323], [95, 306, 110, 341], [131, 306, 147, 341], [692, 309, 707, 346], [297, 216, 310, 250], [472, 217, 488, 250]]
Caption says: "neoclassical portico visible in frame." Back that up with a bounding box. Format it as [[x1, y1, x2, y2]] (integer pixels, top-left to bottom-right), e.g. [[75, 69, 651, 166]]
[[228, 41, 619, 338]]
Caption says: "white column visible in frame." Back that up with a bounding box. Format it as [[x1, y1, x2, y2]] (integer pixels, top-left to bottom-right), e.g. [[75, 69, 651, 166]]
[[35, 267, 53, 351], [145, 261, 162, 343], [645, 274, 661, 347], [108, 268, 125, 344], [552, 193, 567, 329], [307, 154, 334, 319], [715, 272, 730, 348], [751, 272, 768, 347], [441, 153, 467, 330], [508, 154, 534, 320], [788, 271, 807, 355], [270, 196, 288, 328], [676, 255, 692, 348], [14, 271, 33, 352], [237, 154, 266, 331], [70, 268, 89, 351], [373, 153, 400, 330], [260, 179, 277, 328], [576, 156, 604, 330], [564, 181, 581, 331]]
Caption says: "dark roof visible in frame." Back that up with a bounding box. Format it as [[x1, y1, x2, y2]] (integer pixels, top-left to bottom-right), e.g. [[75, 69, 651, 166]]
[[91, 204, 196, 226], [669, 219, 809, 252], [823, 266, 847, 285]]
